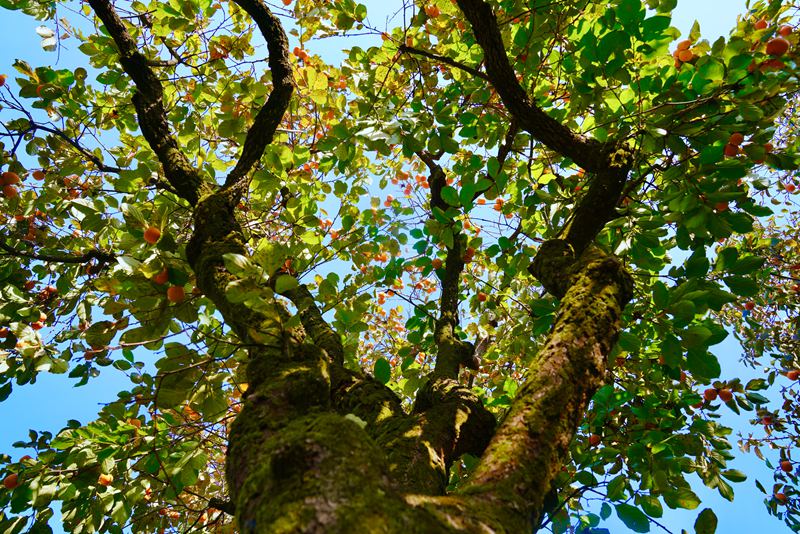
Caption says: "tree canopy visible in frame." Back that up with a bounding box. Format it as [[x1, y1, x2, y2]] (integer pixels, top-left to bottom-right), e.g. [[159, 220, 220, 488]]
[[1, 0, 800, 532]]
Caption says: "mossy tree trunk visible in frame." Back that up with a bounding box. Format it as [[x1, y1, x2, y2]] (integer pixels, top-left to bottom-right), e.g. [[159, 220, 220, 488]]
[[89, 0, 634, 531]]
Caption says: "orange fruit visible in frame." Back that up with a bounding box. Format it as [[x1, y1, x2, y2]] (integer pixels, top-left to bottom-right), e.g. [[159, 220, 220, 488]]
[[1, 171, 20, 185], [714, 201, 729, 212], [754, 18, 768, 30], [676, 39, 692, 51], [2, 185, 18, 198], [766, 37, 790, 57], [431, 258, 443, 269], [588, 434, 601, 446], [32, 170, 45, 180], [723, 143, 739, 157], [787, 370, 800, 380], [718, 389, 733, 402], [703, 388, 718, 401], [97, 473, 114, 486], [0, 74, 6, 88], [781, 460, 793, 473], [477, 292, 487, 302], [143, 226, 161, 244], [729, 132, 744, 146], [779, 25, 793, 37], [167, 285, 185, 303], [282, 0, 291, 4], [677, 49, 694, 62], [153, 268, 169, 285], [424, 5, 440, 17], [3, 473, 19, 490]]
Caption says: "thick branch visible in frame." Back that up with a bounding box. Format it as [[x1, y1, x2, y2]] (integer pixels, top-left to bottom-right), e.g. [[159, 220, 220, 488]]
[[87, 0, 203, 205], [561, 165, 630, 254], [460, 245, 633, 528], [279, 282, 344, 365], [224, 0, 294, 187], [455, 0, 610, 173]]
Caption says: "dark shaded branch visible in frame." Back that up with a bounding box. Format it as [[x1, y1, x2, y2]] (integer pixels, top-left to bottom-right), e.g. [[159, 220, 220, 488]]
[[473, 120, 519, 201], [0, 235, 115, 265], [87, 0, 204, 205], [398, 44, 489, 81], [455, 0, 611, 173], [561, 165, 630, 254], [417, 153, 476, 379], [207, 497, 235, 516], [224, 0, 294, 187]]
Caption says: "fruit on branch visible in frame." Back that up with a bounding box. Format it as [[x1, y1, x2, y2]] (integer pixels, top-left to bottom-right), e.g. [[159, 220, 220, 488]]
[[703, 388, 718, 401], [3, 473, 19, 490], [153, 268, 169, 285], [766, 37, 790, 57], [167, 285, 185, 304], [143, 226, 161, 245], [424, 5, 440, 18], [724, 143, 740, 157], [97, 473, 114, 486], [718, 389, 733, 402], [1, 171, 20, 185]]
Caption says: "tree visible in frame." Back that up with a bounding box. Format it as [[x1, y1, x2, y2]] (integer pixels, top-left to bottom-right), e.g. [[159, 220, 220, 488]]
[[1, 0, 800, 532]]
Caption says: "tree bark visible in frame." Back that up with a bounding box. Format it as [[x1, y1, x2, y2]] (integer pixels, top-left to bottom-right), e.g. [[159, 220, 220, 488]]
[[88, 0, 636, 530]]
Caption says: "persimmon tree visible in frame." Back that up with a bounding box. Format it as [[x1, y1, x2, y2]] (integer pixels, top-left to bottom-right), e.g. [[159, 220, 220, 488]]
[[1, 0, 800, 533]]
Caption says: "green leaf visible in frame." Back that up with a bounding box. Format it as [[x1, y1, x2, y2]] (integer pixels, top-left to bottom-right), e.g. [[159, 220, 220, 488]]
[[720, 469, 747, 483], [722, 276, 758, 297], [615, 503, 650, 533], [274, 274, 299, 293], [694, 508, 717, 534], [664, 487, 701, 510], [685, 349, 721, 379], [374, 358, 391, 384], [440, 186, 460, 207]]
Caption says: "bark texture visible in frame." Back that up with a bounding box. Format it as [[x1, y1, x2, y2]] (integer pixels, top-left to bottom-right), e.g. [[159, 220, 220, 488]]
[[90, 0, 636, 531]]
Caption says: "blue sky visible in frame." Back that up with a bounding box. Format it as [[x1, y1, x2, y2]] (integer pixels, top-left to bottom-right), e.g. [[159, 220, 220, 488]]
[[0, 1, 794, 533]]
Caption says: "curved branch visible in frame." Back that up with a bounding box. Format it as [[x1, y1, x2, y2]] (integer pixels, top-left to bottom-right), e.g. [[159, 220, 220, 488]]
[[455, 0, 611, 173], [87, 0, 204, 205], [224, 0, 294, 187]]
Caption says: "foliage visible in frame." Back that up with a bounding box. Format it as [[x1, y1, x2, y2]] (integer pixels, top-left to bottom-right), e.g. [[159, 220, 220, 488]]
[[0, 0, 799, 532]]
